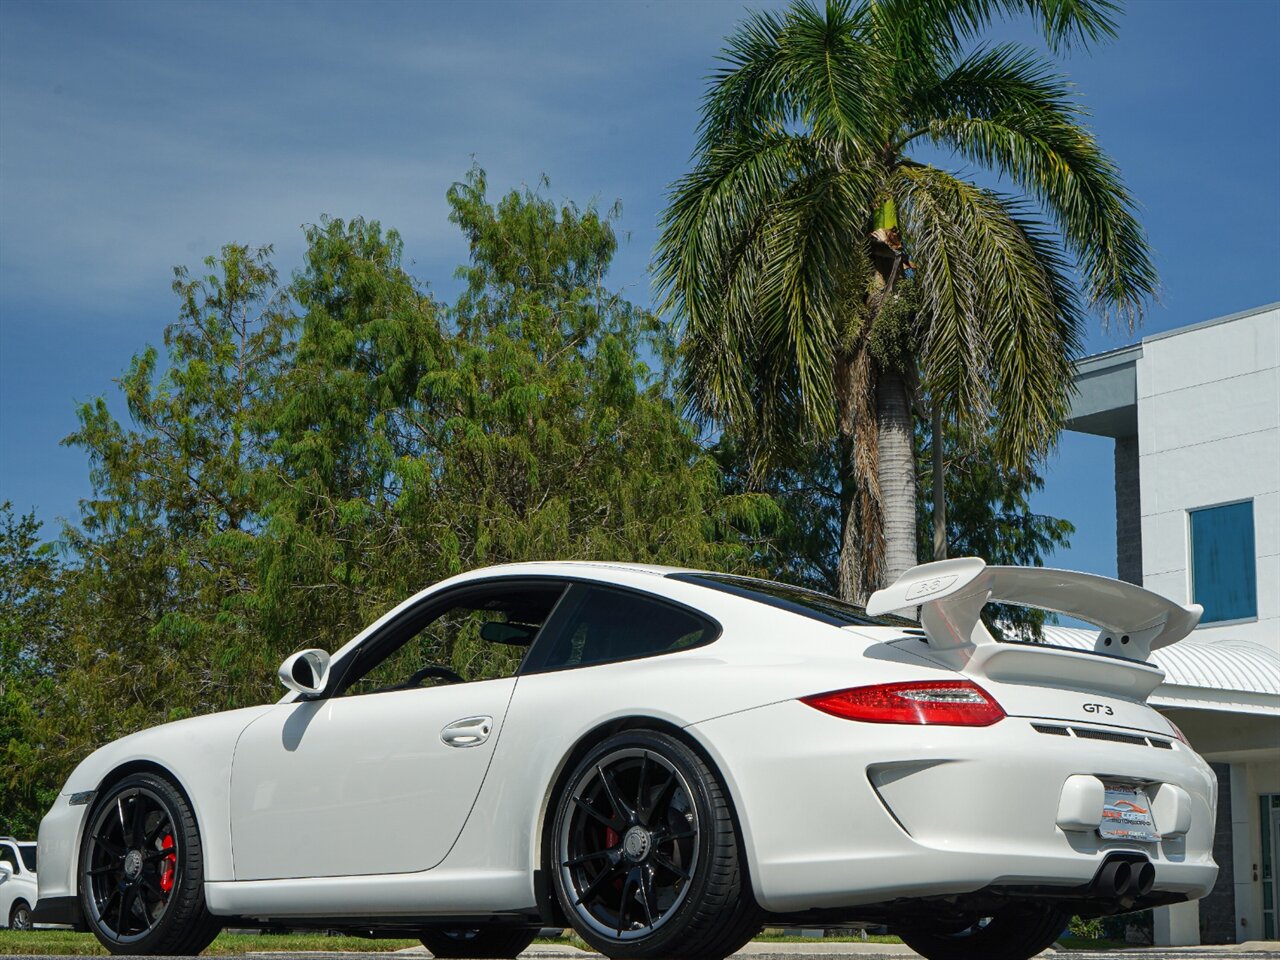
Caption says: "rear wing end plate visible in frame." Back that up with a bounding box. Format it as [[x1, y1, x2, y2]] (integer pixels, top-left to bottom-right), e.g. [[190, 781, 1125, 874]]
[[866, 558, 1202, 663]]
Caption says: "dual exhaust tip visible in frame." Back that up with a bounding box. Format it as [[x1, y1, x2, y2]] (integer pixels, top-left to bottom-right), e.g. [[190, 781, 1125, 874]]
[[1093, 857, 1156, 906]]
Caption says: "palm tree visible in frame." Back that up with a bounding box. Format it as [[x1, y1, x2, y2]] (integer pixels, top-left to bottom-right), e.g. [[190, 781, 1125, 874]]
[[656, 0, 1156, 602]]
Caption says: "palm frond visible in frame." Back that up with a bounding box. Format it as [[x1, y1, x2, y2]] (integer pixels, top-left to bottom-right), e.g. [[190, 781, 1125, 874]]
[[896, 41, 1154, 326], [895, 165, 1084, 466], [871, 0, 1118, 60], [900, 43, 1077, 137], [656, 126, 878, 459], [699, 0, 884, 151]]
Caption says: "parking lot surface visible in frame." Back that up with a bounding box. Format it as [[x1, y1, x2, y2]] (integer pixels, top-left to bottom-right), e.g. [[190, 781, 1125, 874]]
[[5, 949, 1279, 960]]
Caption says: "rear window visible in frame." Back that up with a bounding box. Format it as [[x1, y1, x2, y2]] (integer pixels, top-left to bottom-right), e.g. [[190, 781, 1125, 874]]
[[667, 572, 912, 628], [529, 585, 716, 671]]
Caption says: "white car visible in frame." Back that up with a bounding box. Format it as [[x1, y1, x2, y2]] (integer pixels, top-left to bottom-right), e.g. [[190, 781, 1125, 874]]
[[35, 559, 1217, 960], [1, 837, 38, 929]]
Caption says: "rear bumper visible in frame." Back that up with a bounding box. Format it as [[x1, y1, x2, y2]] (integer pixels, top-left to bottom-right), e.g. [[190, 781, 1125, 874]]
[[690, 699, 1218, 914]]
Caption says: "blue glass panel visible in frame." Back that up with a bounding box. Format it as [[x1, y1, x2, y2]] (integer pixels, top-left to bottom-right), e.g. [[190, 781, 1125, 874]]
[[1190, 501, 1257, 623]]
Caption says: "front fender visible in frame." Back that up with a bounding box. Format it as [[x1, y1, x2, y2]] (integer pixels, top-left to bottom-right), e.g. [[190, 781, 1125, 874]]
[[37, 704, 275, 905]]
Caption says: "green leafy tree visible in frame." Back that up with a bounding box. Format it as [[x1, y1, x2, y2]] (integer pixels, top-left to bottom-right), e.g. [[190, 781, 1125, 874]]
[[657, 0, 1155, 602], [259, 173, 778, 673], [5, 173, 781, 833], [0, 503, 63, 835], [259, 216, 443, 656], [44, 245, 294, 777]]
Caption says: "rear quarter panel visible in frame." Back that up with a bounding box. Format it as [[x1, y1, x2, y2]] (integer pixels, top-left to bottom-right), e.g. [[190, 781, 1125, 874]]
[[439, 571, 943, 908]]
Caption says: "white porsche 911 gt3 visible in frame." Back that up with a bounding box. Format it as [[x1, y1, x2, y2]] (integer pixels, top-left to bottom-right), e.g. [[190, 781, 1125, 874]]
[[35, 558, 1217, 960]]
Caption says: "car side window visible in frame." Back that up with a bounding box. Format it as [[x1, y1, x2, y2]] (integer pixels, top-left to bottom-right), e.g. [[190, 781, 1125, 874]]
[[531, 585, 716, 672], [18, 845, 35, 872], [336, 581, 567, 697], [0, 844, 17, 873]]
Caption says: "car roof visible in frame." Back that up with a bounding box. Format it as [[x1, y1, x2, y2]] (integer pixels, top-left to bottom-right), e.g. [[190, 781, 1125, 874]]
[[482, 560, 699, 576]]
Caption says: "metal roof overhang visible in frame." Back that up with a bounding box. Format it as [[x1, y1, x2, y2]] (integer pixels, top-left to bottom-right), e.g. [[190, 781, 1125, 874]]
[[1037, 627, 1280, 717]]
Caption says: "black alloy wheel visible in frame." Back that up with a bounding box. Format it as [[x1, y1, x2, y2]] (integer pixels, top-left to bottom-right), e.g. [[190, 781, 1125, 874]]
[[551, 730, 760, 960], [899, 905, 1069, 960], [8, 900, 33, 930], [79, 772, 221, 955], [419, 926, 538, 958]]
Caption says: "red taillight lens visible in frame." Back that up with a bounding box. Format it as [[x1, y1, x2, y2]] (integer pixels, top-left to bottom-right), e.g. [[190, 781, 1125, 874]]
[[801, 680, 1005, 726]]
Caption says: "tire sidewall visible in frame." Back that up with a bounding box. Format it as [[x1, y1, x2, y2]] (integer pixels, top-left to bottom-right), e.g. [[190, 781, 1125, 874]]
[[551, 730, 725, 956], [900, 906, 1067, 960], [10, 901, 32, 930], [78, 772, 197, 951]]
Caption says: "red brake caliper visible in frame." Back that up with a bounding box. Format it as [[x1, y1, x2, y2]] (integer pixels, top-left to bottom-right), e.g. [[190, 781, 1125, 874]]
[[158, 834, 176, 894]]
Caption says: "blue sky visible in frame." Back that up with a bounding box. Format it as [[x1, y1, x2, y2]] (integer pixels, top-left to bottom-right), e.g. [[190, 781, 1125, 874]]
[[1, 0, 1278, 578]]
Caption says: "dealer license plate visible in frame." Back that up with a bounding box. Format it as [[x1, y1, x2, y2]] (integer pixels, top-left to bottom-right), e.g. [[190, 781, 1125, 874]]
[[1099, 783, 1160, 842]]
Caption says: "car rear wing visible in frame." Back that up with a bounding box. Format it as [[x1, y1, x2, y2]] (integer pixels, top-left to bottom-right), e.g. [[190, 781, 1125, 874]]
[[866, 558, 1202, 666]]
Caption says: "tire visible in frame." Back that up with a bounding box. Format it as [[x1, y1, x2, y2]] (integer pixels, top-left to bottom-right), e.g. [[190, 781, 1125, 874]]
[[9, 900, 33, 931], [419, 926, 538, 958], [550, 730, 761, 960], [899, 905, 1068, 960], [78, 771, 222, 955]]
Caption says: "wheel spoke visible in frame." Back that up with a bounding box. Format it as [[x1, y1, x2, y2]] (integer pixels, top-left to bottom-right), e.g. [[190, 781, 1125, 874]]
[[643, 770, 678, 825], [573, 795, 623, 831], [650, 850, 689, 878], [616, 869, 637, 936], [97, 887, 120, 921], [634, 753, 650, 814], [638, 869, 658, 929], [93, 834, 127, 859], [563, 849, 612, 869], [116, 886, 130, 934], [130, 793, 146, 847], [574, 860, 625, 907], [88, 863, 121, 876], [598, 764, 634, 823]]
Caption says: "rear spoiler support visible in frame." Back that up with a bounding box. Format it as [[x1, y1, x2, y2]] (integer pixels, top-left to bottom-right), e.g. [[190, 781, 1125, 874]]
[[866, 558, 1202, 663]]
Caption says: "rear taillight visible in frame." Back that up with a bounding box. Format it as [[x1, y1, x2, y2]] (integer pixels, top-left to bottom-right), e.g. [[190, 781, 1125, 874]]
[[801, 680, 1005, 727], [1166, 717, 1191, 745]]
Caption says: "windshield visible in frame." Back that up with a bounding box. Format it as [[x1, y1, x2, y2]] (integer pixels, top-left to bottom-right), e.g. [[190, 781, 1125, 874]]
[[667, 572, 913, 628]]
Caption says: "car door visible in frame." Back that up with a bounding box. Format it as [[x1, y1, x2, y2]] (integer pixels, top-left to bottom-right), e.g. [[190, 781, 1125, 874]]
[[228, 578, 567, 881]]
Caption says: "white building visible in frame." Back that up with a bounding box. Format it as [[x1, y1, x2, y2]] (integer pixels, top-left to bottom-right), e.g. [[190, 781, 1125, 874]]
[[1064, 301, 1280, 945]]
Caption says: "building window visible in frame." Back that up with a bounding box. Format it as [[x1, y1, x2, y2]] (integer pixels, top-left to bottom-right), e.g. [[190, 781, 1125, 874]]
[[1189, 500, 1257, 624]]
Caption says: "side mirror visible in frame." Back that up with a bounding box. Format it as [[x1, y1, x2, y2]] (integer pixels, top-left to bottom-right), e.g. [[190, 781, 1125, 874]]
[[278, 648, 331, 696], [0, 864, 10, 882]]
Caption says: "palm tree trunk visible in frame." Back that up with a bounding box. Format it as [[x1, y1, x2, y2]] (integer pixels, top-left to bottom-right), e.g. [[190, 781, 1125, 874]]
[[834, 343, 882, 604], [932, 401, 947, 561], [877, 368, 917, 585], [835, 351, 860, 602]]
